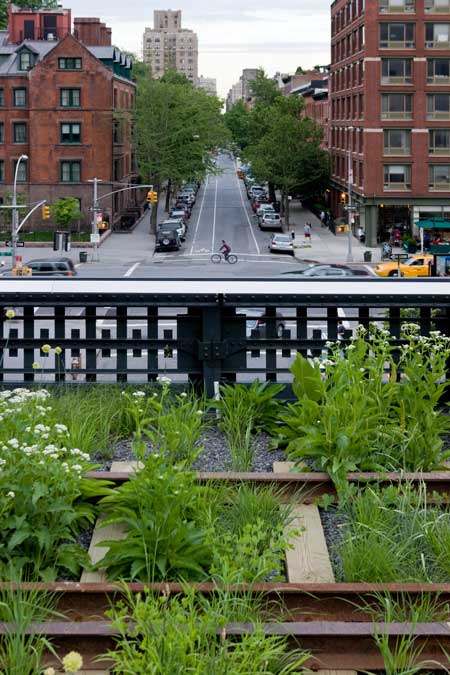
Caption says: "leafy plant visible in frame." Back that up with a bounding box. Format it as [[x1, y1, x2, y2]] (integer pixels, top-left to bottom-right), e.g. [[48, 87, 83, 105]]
[[105, 587, 311, 674], [215, 380, 284, 470], [50, 197, 82, 229], [275, 326, 450, 496]]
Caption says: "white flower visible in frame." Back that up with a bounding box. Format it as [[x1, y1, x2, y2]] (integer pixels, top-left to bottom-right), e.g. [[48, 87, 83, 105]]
[[180, 392, 187, 398], [133, 391, 146, 397], [196, 410, 203, 415], [6, 491, 14, 498], [72, 464, 83, 472], [54, 423, 68, 432], [157, 375, 172, 384], [8, 439, 19, 448]]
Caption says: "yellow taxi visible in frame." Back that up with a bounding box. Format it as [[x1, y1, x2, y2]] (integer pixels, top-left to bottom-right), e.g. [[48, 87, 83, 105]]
[[374, 254, 433, 278]]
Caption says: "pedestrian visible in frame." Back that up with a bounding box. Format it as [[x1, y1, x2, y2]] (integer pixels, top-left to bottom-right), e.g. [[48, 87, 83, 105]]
[[357, 226, 365, 243], [320, 211, 326, 228], [304, 223, 312, 240], [291, 231, 295, 240]]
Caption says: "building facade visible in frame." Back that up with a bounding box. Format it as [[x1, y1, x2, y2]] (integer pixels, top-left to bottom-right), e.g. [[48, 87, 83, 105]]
[[143, 10, 198, 84], [226, 69, 258, 110], [197, 75, 217, 96], [330, 0, 450, 245], [0, 5, 136, 230]]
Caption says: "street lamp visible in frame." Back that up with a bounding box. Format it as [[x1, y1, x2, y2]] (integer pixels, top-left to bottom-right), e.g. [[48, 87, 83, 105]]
[[346, 140, 354, 263], [12, 154, 28, 269]]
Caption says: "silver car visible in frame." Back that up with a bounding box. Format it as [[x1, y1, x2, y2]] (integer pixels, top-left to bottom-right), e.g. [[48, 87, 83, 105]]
[[260, 213, 282, 231], [269, 233, 294, 255]]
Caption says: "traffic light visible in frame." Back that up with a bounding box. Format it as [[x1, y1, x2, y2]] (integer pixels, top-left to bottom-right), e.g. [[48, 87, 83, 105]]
[[147, 190, 158, 204], [340, 192, 347, 204], [42, 205, 51, 220]]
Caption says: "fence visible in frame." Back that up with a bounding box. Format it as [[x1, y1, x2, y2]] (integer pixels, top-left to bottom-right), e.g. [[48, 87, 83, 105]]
[[0, 277, 449, 394]]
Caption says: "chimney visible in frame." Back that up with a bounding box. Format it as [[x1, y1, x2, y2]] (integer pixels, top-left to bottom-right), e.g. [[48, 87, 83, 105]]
[[73, 17, 111, 46]]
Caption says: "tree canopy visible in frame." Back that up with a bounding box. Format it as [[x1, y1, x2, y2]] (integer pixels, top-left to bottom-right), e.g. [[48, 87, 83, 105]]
[[51, 197, 82, 229]]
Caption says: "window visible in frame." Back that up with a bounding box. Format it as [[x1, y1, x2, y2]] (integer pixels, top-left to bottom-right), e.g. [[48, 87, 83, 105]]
[[429, 164, 450, 189], [381, 58, 412, 83], [13, 159, 27, 182], [384, 128, 411, 154], [381, 93, 413, 118], [425, 0, 450, 13], [58, 57, 82, 70], [60, 160, 81, 182], [13, 88, 26, 107], [60, 123, 81, 144], [0, 160, 4, 182], [427, 58, 450, 83], [0, 122, 3, 144], [0, 89, 3, 107], [60, 88, 80, 107], [379, 0, 415, 12], [384, 164, 411, 189], [427, 93, 450, 119], [425, 23, 450, 47], [380, 22, 415, 47], [429, 129, 450, 154], [19, 51, 33, 71], [13, 122, 27, 143]]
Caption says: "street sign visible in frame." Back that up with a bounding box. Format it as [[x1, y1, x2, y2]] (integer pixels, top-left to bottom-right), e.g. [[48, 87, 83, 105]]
[[0, 251, 12, 257], [5, 241, 24, 247], [90, 233, 100, 243]]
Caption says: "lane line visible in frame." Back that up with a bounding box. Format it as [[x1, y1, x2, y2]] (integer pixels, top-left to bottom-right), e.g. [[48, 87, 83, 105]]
[[211, 176, 218, 254], [189, 175, 210, 255], [124, 262, 140, 277], [235, 168, 261, 255]]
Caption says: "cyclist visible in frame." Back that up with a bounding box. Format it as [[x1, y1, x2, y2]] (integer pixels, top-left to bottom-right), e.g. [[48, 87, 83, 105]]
[[219, 239, 231, 260]]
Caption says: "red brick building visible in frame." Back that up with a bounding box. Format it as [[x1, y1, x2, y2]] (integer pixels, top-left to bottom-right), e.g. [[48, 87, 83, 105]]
[[0, 4, 137, 231], [330, 0, 450, 245]]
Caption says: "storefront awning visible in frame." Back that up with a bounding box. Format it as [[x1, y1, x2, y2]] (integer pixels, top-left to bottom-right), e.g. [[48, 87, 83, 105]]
[[415, 219, 450, 229]]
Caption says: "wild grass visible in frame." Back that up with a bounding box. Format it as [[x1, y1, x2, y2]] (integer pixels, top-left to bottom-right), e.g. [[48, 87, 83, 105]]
[[105, 586, 311, 674], [337, 483, 450, 583]]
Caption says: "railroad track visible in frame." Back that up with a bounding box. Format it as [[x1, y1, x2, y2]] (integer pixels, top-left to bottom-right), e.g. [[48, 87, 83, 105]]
[[5, 467, 450, 671]]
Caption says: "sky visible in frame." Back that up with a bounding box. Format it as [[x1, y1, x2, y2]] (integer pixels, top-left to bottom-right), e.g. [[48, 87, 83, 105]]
[[69, 0, 331, 98]]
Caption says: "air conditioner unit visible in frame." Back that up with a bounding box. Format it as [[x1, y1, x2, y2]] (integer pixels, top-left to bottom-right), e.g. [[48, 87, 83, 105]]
[[46, 33, 55, 41]]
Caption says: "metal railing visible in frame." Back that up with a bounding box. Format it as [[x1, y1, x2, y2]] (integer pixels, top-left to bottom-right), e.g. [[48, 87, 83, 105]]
[[0, 278, 449, 395]]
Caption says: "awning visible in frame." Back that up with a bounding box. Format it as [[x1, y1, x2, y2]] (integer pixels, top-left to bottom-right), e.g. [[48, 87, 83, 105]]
[[415, 219, 450, 229]]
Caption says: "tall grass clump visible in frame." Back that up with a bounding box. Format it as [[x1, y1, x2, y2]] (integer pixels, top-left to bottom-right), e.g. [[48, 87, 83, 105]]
[[274, 325, 450, 496], [214, 380, 284, 470], [337, 483, 450, 583], [105, 587, 311, 674]]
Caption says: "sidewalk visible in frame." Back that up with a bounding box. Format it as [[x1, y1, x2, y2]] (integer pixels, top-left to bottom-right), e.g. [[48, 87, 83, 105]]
[[287, 204, 382, 265]]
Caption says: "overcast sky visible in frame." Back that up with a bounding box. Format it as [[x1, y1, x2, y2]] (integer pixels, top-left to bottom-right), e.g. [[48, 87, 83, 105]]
[[69, 1, 330, 98]]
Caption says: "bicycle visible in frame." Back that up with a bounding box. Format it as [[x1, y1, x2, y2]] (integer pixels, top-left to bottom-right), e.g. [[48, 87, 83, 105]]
[[211, 252, 238, 264]]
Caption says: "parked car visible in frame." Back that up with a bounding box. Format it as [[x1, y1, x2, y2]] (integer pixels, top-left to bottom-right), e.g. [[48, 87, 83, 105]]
[[155, 227, 181, 252], [0, 257, 78, 277], [247, 185, 266, 199], [256, 203, 276, 218], [268, 233, 294, 255], [374, 254, 433, 277], [178, 191, 195, 205], [174, 201, 192, 217], [160, 218, 187, 240], [282, 264, 370, 277], [260, 212, 282, 231], [251, 196, 271, 213], [170, 208, 189, 222]]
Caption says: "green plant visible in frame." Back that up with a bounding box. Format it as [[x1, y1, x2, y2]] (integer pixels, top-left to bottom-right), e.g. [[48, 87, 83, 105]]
[[275, 326, 450, 496], [105, 587, 311, 674], [50, 197, 82, 229], [0, 582, 59, 675], [215, 380, 284, 470], [0, 388, 112, 580]]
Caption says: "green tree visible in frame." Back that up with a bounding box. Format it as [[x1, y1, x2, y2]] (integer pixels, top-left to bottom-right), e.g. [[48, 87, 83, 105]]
[[246, 96, 329, 226], [134, 61, 227, 230], [223, 100, 251, 151], [51, 197, 82, 229], [12, 0, 57, 7], [249, 69, 281, 107], [0, 0, 7, 30]]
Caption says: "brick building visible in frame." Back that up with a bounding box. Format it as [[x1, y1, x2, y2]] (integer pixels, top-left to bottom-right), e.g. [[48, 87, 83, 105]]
[[0, 4, 137, 231], [330, 0, 450, 246]]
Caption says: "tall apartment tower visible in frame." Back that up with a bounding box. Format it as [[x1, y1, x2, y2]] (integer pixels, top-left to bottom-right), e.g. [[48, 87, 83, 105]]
[[330, 0, 450, 246], [143, 9, 198, 84]]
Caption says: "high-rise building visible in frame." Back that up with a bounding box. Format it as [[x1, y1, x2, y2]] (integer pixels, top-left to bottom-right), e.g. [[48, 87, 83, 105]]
[[226, 69, 257, 110], [330, 0, 450, 246], [0, 4, 137, 230], [197, 75, 217, 96], [143, 9, 198, 84]]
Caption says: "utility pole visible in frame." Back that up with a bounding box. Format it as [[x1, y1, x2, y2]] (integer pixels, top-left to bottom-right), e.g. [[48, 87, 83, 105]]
[[12, 154, 28, 269], [346, 149, 354, 263], [88, 177, 102, 263]]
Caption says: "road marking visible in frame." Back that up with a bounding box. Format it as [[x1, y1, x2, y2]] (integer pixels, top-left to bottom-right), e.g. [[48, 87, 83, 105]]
[[211, 176, 218, 254], [189, 175, 210, 255], [235, 162, 261, 255], [124, 262, 140, 277]]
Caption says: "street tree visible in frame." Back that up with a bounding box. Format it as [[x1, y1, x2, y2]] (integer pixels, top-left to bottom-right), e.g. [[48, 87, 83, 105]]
[[51, 197, 82, 230], [246, 96, 329, 226], [223, 100, 251, 151], [249, 69, 281, 107], [134, 62, 227, 230], [0, 1, 7, 30]]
